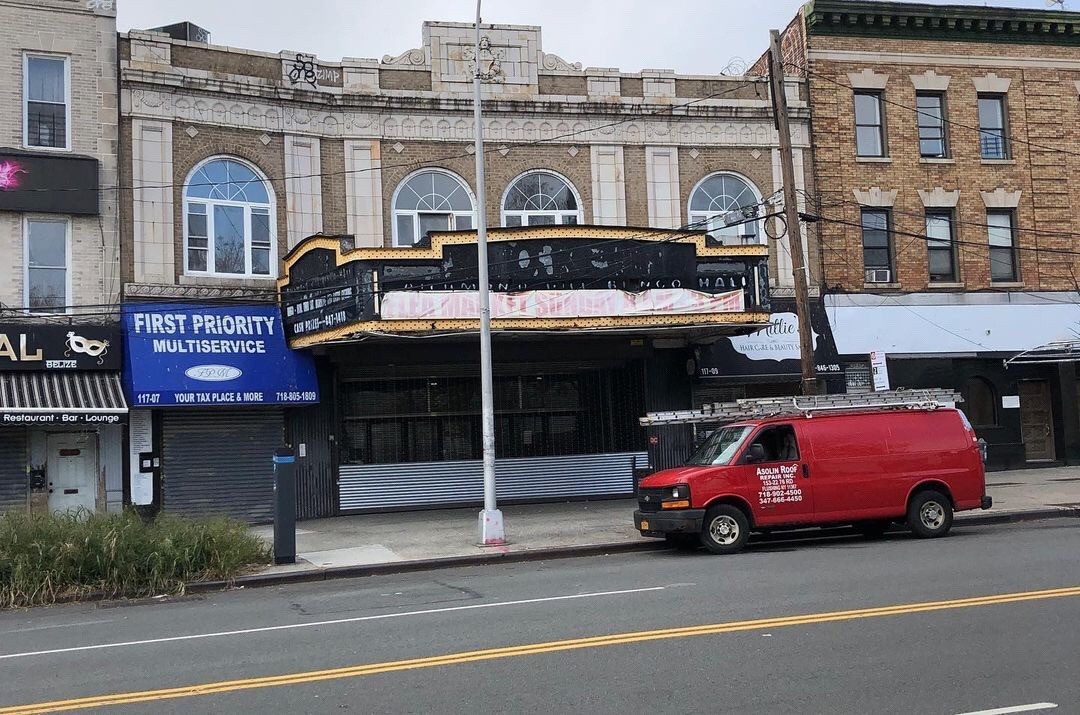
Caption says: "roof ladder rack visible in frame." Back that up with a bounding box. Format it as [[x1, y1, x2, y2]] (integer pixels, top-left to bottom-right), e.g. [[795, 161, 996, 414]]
[[639, 388, 963, 427]]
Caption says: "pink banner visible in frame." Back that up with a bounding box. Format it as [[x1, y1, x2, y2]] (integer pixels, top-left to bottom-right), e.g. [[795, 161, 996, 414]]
[[380, 288, 745, 320]]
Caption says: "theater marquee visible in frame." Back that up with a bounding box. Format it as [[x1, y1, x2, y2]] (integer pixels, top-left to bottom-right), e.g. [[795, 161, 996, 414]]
[[278, 225, 772, 347]]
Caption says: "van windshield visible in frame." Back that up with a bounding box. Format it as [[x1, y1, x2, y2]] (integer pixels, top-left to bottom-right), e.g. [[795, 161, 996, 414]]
[[686, 425, 753, 466]]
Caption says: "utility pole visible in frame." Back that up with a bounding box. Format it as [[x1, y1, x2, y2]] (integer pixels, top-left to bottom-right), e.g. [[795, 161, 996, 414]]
[[768, 29, 818, 396], [473, 0, 504, 545]]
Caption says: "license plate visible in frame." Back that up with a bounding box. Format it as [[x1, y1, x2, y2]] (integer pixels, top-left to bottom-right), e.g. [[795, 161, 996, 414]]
[[639, 520, 649, 530]]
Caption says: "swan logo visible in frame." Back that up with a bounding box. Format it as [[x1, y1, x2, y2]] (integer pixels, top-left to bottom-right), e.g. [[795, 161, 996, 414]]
[[185, 365, 242, 382]]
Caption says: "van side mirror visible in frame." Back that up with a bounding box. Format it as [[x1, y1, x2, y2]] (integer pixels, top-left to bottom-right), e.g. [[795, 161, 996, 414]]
[[746, 443, 766, 464]]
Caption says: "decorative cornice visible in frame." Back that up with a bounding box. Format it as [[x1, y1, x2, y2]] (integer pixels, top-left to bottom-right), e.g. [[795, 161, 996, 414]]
[[805, 0, 1080, 46], [123, 282, 275, 301], [125, 88, 808, 147]]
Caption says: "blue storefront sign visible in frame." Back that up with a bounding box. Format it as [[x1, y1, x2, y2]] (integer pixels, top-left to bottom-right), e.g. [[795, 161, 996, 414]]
[[121, 303, 319, 407]]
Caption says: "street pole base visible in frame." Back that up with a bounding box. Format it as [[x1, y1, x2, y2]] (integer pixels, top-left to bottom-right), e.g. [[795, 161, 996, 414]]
[[478, 508, 506, 546]]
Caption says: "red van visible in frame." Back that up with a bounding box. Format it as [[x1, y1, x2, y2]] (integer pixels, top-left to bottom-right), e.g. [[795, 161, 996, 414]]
[[634, 407, 991, 554]]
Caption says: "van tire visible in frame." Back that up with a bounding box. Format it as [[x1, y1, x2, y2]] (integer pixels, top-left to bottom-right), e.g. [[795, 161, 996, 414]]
[[700, 504, 750, 555], [907, 490, 953, 538]]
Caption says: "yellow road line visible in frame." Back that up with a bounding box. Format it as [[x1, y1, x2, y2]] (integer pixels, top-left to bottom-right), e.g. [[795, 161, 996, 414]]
[[4, 585, 1079, 715]]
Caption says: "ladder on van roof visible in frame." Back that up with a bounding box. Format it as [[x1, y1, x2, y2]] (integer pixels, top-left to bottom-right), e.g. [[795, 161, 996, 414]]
[[638, 389, 963, 427]]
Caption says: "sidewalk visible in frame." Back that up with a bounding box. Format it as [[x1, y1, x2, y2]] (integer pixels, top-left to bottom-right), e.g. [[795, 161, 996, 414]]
[[236, 465, 1080, 588]]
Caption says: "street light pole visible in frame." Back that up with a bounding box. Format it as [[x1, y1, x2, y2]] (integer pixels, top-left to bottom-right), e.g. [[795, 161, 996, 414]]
[[474, 0, 504, 545]]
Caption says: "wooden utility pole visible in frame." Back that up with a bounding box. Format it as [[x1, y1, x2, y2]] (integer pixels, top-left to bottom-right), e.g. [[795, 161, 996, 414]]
[[768, 29, 818, 396]]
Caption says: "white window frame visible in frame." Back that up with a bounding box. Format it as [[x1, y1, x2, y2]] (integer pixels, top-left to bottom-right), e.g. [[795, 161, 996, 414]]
[[182, 156, 278, 279], [23, 216, 71, 314], [23, 53, 71, 152], [500, 169, 584, 227], [391, 168, 476, 248], [687, 171, 765, 246]]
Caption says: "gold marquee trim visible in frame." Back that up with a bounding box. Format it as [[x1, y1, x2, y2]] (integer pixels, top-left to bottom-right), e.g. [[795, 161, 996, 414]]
[[289, 312, 772, 349], [278, 225, 769, 289]]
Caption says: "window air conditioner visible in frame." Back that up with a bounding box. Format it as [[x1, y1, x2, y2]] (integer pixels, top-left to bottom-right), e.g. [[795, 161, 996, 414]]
[[865, 268, 892, 283]]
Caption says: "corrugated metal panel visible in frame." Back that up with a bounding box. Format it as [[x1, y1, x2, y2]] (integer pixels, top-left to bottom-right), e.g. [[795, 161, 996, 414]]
[[0, 372, 127, 411], [339, 451, 648, 511], [161, 409, 283, 523], [0, 430, 27, 511]]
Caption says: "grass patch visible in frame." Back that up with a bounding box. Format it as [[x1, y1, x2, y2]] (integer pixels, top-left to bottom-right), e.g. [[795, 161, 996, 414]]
[[0, 509, 271, 608]]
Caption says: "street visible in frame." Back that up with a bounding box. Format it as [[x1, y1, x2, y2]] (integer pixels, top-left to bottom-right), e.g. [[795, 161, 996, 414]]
[[1, 521, 1077, 714]]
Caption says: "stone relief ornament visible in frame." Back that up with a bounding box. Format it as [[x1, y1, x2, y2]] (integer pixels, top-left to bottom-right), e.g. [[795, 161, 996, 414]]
[[382, 48, 426, 66], [540, 53, 583, 72], [464, 36, 505, 82]]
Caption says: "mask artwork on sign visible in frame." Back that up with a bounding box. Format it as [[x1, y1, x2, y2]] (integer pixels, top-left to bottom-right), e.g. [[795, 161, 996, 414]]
[[65, 332, 110, 365]]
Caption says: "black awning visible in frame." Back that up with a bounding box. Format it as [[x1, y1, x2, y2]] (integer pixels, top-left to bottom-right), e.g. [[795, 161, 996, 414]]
[[0, 372, 128, 426]]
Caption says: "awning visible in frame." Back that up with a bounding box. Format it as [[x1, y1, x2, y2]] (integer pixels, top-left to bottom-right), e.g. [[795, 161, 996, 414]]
[[0, 372, 128, 427], [826, 294, 1080, 356]]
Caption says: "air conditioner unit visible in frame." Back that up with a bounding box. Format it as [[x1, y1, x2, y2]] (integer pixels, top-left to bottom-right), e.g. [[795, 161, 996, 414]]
[[865, 268, 892, 283]]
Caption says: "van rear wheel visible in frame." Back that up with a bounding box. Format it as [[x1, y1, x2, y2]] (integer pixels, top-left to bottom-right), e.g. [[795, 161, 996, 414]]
[[700, 504, 750, 555], [907, 490, 953, 538]]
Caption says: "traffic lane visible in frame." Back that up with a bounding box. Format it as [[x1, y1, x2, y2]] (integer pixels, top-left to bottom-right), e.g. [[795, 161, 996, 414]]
[[38, 591, 1075, 712], [0, 522, 1077, 708], [3, 519, 1077, 657], [155, 595, 1079, 715], [5, 520, 1077, 653]]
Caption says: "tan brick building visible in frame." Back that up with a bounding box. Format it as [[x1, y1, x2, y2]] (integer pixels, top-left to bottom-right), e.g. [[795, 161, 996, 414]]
[[116, 19, 825, 518], [771, 0, 1080, 469], [0, 0, 124, 515]]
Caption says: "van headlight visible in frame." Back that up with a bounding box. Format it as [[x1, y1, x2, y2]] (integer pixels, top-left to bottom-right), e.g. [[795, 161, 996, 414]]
[[661, 484, 691, 509]]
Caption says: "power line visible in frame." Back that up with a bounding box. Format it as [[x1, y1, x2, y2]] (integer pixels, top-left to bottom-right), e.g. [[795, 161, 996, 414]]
[[786, 60, 1080, 162], [18, 209, 776, 319], [3, 81, 765, 197]]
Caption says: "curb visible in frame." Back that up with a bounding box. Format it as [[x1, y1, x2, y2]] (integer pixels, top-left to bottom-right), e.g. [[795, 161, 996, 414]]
[[955, 505, 1080, 527], [186, 539, 669, 594], [190, 507, 1080, 594]]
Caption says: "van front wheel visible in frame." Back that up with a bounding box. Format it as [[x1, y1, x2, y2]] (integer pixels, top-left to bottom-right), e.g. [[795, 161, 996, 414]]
[[700, 504, 750, 555], [907, 490, 953, 538]]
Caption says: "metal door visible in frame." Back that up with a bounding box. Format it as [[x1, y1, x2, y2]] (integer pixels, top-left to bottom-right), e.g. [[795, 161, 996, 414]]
[[1019, 380, 1056, 462], [47, 433, 98, 513]]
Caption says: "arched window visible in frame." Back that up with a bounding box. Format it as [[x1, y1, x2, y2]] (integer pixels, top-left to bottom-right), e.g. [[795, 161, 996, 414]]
[[183, 157, 275, 277], [962, 377, 998, 428], [688, 172, 763, 245], [501, 170, 581, 226], [392, 169, 475, 247]]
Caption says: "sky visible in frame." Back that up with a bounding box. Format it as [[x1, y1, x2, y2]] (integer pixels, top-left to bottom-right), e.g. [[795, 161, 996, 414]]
[[117, 0, 1062, 76]]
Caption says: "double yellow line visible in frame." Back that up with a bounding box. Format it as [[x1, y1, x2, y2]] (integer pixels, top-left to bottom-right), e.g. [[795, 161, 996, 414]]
[[4, 585, 1080, 714]]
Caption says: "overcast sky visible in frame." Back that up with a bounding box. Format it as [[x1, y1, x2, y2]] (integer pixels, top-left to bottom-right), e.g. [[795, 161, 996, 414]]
[[117, 0, 1060, 76]]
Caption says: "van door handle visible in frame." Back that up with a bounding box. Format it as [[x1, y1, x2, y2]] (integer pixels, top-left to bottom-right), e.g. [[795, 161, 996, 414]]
[[801, 464, 809, 478]]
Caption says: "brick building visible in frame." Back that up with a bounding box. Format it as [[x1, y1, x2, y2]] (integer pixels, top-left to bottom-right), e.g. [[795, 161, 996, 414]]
[[768, 0, 1080, 469], [0, 0, 124, 515], [116, 20, 824, 518]]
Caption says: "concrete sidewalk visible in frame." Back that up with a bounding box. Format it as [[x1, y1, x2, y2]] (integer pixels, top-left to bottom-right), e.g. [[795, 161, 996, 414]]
[[240, 465, 1080, 586]]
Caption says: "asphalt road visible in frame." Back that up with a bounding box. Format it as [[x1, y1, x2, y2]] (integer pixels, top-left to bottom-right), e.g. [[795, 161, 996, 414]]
[[1, 521, 1078, 715]]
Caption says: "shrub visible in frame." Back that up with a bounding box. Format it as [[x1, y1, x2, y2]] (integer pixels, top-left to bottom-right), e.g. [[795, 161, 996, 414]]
[[0, 509, 270, 608]]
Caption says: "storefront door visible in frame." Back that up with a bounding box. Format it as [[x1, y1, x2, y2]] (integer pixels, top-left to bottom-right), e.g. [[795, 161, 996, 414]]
[[47, 433, 97, 513], [1019, 380, 1056, 462]]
